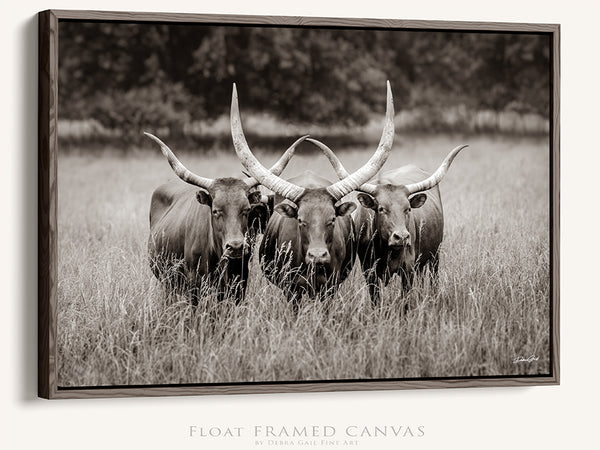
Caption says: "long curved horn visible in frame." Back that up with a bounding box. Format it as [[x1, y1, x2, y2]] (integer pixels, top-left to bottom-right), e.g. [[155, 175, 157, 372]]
[[306, 138, 378, 195], [325, 80, 394, 200], [306, 138, 350, 179], [231, 84, 305, 202], [244, 135, 309, 188], [405, 144, 469, 194], [144, 132, 214, 190]]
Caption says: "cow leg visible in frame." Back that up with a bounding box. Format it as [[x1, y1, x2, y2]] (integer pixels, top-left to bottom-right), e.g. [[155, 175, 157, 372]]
[[216, 256, 250, 304], [427, 255, 440, 289], [189, 286, 201, 307], [151, 254, 187, 301], [231, 276, 248, 305], [318, 285, 335, 316], [365, 272, 381, 306], [235, 257, 251, 304], [160, 270, 183, 302], [286, 289, 302, 314], [400, 267, 414, 293], [414, 254, 439, 290], [398, 268, 415, 315], [429, 254, 439, 276], [185, 264, 205, 306], [215, 276, 240, 303], [359, 243, 381, 306], [214, 273, 230, 302]]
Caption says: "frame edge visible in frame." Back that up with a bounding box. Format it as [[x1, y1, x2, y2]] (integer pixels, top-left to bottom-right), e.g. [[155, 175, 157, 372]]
[[551, 23, 560, 386], [38, 9, 58, 399], [39, 10, 561, 399], [48, 9, 559, 32], [50, 376, 560, 399]]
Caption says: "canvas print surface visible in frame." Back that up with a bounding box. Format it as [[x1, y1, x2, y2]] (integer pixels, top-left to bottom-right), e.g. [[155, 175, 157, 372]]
[[56, 20, 552, 388]]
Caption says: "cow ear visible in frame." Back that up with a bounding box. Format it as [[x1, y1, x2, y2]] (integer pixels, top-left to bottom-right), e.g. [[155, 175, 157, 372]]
[[409, 193, 427, 209], [357, 193, 377, 210], [336, 201, 357, 217], [274, 203, 298, 218], [196, 190, 212, 207], [247, 190, 262, 205]]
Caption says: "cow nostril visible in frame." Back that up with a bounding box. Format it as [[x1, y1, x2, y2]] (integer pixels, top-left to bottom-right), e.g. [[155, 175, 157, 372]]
[[391, 232, 403, 243], [307, 248, 330, 263], [226, 240, 244, 251], [390, 231, 410, 246]]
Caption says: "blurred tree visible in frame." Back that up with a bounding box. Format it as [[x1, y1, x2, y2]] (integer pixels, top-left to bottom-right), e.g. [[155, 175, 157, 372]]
[[58, 21, 550, 141]]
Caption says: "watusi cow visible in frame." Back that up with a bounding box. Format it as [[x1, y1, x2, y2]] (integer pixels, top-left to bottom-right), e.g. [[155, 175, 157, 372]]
[[230, 82, 395, 305], [146, 132, 308, 304], [307, 137, 468, 304]]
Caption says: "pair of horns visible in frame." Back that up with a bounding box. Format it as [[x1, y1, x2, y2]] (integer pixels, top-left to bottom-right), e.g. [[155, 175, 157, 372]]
[[144, 132, 309, 191], [232, 81, 395, 202], [308, 138, 468, 195], [146, 81, 395, 200]]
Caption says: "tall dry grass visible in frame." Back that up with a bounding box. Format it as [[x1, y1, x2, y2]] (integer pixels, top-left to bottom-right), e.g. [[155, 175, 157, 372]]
[[57, 134, 550, 386]]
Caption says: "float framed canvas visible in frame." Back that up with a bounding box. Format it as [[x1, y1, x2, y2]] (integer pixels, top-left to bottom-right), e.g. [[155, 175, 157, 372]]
[[38, 9, 560, 399]]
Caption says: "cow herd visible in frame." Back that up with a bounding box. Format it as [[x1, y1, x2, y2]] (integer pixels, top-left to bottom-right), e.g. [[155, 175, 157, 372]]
[[147, 82, 468, 307]]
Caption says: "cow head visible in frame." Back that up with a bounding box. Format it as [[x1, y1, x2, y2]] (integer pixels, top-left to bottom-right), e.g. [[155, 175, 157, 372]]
[[356, 186, 426, 250], [275, 189, 356, 267], [231, 81, 394, 269], [144, 132, 308, 260], [305, 137, 469, 256], [195, 178, 263, 259]]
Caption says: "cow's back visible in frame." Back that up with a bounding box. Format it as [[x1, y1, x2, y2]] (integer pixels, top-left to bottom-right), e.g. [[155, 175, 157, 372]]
[[149, 181, 214, 278], [150, 181, 194, 228]]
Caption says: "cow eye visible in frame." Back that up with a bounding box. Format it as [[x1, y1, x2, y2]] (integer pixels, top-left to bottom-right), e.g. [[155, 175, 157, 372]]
[[212, 209, 221, 216], [378, 206, 386, 214]]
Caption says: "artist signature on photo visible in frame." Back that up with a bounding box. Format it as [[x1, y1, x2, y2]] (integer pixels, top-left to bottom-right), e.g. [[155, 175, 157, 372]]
[[513, 355, 540, 364]]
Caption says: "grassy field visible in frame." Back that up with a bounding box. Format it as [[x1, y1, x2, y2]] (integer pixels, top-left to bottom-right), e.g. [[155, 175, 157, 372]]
[[57, 133, 550, 386]]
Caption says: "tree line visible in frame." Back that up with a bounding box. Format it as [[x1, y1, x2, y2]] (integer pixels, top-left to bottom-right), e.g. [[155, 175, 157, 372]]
[[58, 21, 550, 143]]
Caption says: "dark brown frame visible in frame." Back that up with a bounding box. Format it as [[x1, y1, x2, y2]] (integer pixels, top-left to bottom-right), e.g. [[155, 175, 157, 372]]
[[38, 9, 560, 399]]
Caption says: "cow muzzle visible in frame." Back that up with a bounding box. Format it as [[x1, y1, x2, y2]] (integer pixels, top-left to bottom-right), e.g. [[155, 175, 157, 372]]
[[224, 238, 248, 259], [388, 230, 411, 249], [305, 247, 331, 266]]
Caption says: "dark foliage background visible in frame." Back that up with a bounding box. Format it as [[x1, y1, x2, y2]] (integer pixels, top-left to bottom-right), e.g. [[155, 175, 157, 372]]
[[58, 22, 550, 144]]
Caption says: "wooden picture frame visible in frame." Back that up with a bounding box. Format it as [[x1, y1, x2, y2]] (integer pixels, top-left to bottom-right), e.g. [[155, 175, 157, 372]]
[[38, 9, 560, 399]]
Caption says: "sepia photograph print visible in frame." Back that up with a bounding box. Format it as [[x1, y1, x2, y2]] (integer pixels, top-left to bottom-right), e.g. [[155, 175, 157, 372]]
[[38, 10, 559, 398]]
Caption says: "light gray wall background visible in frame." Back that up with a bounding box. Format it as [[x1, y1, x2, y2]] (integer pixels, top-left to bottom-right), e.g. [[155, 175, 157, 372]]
[[3, 1, 597, 449]]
